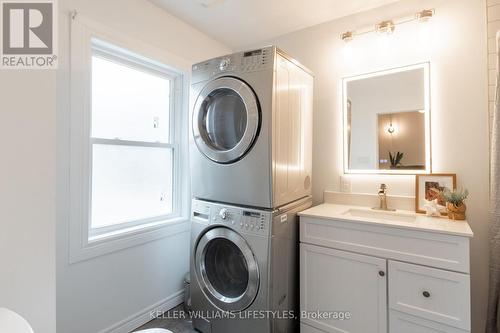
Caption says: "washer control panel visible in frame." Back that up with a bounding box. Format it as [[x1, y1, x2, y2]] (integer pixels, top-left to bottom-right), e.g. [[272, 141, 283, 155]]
[[192, 199, 270, 235]]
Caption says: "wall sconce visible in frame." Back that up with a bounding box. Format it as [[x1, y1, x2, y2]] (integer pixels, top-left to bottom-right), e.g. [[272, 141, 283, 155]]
[[386, 116, 398, 135], [387, 123, 396, 135], [340, 8, 435, 42], [387, 122, 396, 134]]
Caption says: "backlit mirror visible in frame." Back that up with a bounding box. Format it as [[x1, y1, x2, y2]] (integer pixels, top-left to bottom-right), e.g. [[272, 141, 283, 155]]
[[343, 63, 430, 174]]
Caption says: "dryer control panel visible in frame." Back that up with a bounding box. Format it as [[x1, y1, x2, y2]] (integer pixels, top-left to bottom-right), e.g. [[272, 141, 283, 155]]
[[191, 199, 271, 236], [191, 46, 274, 84]]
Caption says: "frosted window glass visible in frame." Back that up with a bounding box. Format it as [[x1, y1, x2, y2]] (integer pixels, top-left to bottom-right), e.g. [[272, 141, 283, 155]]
[[91, 55, 170, 143], [91, 144, 173, 228]]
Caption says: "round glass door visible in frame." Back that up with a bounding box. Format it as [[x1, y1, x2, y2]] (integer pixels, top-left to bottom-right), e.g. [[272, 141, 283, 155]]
[[193, 77, 260, 164], [195, 227, 259, 311]]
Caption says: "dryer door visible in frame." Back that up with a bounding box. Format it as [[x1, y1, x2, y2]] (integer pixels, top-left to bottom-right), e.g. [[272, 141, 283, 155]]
[[195, 227, 260, 312], [193, 77, 260, 164]]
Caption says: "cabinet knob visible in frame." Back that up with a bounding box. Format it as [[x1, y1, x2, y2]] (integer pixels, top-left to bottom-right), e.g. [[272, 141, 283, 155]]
[[378, 271, 385, 277], [422, 291, 431, 298]]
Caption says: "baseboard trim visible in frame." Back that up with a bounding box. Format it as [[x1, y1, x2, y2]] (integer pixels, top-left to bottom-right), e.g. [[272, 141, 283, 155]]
[[98, 290, 184, 333]]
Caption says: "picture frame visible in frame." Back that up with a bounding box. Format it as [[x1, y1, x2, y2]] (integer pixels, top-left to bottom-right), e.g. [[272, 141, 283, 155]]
[[415, 174, 457, 214]]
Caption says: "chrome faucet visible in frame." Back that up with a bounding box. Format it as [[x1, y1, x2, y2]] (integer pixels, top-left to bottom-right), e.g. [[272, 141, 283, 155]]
[[373, 184, 396, 211]]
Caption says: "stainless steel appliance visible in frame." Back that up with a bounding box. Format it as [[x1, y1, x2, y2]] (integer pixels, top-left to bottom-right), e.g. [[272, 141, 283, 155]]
[[190, 198, 312, 333], [190, 46, 313, 209]]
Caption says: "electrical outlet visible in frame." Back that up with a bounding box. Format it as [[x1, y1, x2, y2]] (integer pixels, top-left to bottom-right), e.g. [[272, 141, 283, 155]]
[[340, 175, 352, 193]]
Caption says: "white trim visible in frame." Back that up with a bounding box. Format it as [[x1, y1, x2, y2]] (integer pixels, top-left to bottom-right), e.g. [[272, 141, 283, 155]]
[[90, 138, 175, 149], [97, 290, 184, 333], [91, 41, 180, 81], [342, 62, 431, 175], [69, 14, 191, 263], [88, 217, 188, 243]]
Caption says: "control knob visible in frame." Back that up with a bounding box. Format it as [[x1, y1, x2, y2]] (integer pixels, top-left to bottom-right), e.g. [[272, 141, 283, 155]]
[[219, 58, 230, 70], [219, 208, 229, 220]]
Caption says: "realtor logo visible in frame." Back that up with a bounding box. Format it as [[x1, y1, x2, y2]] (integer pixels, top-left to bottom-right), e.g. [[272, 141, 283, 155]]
[[1, 0, 57, 69]]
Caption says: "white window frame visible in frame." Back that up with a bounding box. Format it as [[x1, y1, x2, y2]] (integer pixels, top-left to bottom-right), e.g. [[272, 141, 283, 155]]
[[69, 16, 190, 263]]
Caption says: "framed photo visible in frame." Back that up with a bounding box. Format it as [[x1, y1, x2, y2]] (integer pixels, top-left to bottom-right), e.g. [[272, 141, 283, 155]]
[[415, 174, 457, 214]]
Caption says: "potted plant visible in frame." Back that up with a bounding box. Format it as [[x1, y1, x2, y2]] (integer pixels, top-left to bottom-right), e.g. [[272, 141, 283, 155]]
[[389, 151, 404, 169], [443, 188, 469, 220]]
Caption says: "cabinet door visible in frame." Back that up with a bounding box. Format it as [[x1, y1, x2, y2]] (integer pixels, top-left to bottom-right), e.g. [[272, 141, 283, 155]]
[[300, 243, 387, 333], [273, 55, 313, 207]]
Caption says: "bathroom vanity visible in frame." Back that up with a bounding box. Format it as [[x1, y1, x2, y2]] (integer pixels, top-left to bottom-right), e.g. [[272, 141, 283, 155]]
[[298, 203, 473, 333]]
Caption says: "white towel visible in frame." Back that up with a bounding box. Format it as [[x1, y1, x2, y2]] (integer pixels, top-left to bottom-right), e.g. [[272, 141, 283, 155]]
[[486, 30, 500, 333]]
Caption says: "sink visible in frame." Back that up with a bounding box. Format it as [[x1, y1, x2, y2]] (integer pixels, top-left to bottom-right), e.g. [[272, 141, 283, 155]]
[[341, 208, 417, 223]]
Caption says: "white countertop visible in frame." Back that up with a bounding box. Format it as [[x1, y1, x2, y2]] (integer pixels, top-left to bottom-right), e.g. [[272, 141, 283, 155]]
[[299, 203, 473, 238]]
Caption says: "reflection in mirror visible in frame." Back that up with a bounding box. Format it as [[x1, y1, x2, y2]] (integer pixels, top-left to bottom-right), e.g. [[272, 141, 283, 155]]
[[343, 63, 430, 174], [377, 111, 425, 170]]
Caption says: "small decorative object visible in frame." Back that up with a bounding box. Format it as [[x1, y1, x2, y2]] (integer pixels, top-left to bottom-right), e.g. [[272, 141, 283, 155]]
[[389, 151, 404, 169], [443, 188, 469, 220], [422, 198, 445, 217], [415, 174, 457, 214]]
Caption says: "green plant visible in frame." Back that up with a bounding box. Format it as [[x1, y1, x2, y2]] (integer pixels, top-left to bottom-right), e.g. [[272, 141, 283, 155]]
[[389, 151, 404, 168], [443, 188, 469, 206]]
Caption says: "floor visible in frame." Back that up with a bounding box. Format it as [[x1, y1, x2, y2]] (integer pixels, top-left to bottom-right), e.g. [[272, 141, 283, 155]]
[[133, 304, 197, 333]]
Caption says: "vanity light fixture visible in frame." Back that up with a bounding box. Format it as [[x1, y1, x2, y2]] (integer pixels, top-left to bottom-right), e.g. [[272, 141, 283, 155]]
[[416, 9, 435, 22], [340, 31, 354, 42], [340, 8, 435, 42], [376, 20, 395, 35]]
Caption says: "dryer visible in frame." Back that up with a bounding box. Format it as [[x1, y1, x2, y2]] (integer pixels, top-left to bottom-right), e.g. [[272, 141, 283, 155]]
[[190, 46, 313, 209], [190, 197, 312, 333]]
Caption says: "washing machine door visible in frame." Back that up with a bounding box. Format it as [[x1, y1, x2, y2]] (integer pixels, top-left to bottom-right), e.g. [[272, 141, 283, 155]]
[[192, 77, 260, 164], [195, 227, 260, 312]]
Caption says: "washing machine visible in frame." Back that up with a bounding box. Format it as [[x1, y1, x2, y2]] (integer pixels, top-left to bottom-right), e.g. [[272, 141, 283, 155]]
[[190, 46, 313, 209], [190, 197, 312, 333]]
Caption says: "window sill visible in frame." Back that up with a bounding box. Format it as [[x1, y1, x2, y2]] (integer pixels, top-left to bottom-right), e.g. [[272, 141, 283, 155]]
[[69, 217, 190, 264]]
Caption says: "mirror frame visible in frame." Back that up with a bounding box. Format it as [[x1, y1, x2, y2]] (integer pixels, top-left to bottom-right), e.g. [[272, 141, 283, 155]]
[[342, 62, 431, 175]]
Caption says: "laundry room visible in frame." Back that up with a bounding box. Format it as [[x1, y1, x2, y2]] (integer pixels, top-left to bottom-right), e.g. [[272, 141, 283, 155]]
[[0, 0, 497, 333]]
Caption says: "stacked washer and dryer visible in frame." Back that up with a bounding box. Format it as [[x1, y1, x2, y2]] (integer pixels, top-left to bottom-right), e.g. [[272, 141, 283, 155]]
[[189, 46, 313, 333]]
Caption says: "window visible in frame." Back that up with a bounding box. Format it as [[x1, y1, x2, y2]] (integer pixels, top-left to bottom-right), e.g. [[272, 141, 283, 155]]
[[89, 46, 178, 238], [70, 18, 189, 262]]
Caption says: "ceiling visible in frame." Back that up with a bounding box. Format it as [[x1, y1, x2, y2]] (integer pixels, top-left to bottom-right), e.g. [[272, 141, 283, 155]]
[[149, 0, 401, 49]]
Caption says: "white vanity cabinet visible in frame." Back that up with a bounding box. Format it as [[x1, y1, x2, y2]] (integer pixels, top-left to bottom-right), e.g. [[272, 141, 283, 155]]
[[299, 204, 473, 333]]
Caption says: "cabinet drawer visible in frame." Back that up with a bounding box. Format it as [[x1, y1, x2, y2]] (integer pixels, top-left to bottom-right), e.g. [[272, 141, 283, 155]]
[[300, 216, 470, 273], [390, 310, 469, 333], [388, 261, 470, 330]]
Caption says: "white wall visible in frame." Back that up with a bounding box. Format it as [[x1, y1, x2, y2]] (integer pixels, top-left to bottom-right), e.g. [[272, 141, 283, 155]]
[[0, 72, 56, 332], [248, 0, 490, 331], [487, 0, 500, 133], [56, 1, 230, 332]]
